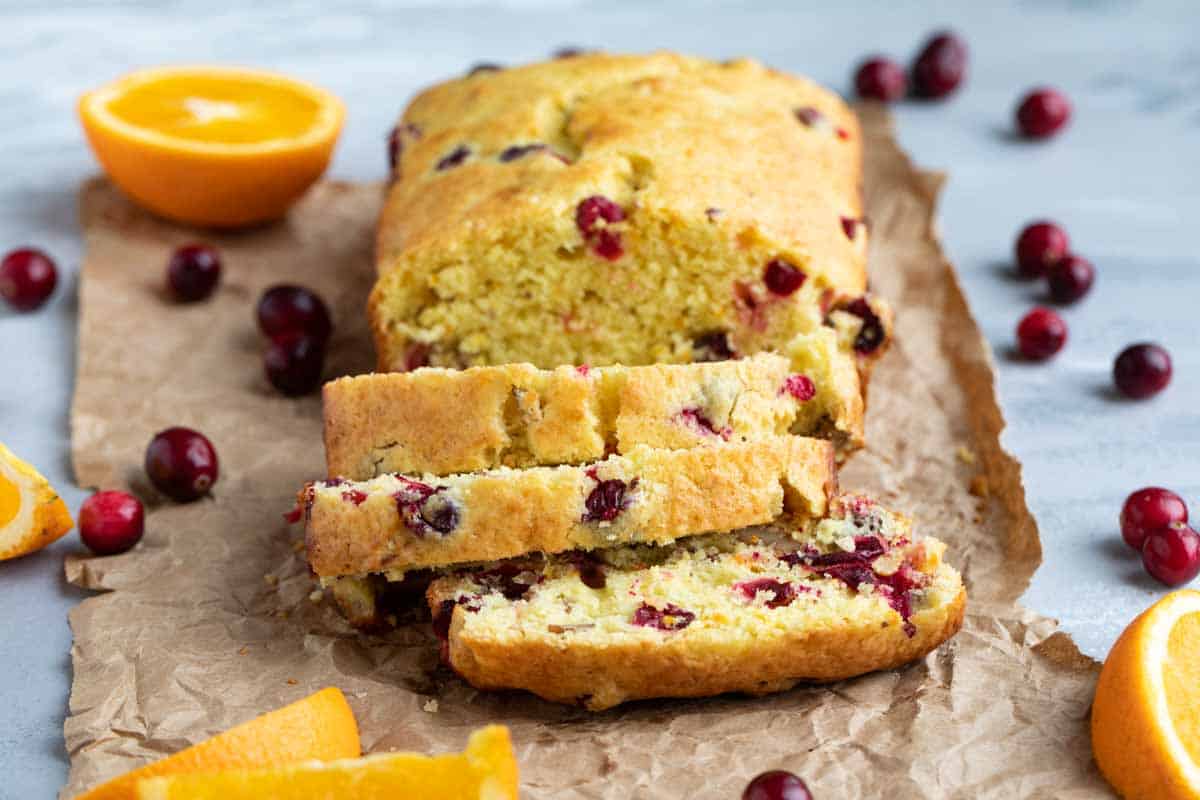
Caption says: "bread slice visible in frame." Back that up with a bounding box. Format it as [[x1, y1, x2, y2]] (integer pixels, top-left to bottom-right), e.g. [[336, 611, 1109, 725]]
[[370, 52, 890, 385], [427, 494, 964, 710], [323, 352, 862, 480], [304, 436, 836, 580]]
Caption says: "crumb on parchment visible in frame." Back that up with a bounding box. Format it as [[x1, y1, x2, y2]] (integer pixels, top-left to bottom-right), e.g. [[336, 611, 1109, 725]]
[[423, 698, 439, 713]]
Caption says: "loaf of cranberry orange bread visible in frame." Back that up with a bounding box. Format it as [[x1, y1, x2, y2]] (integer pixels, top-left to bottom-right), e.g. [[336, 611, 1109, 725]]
[[323, 352, 861, 480], [427, 494, 964, 710], [371, 51, 890, 384], [303, 436, 835, 579]]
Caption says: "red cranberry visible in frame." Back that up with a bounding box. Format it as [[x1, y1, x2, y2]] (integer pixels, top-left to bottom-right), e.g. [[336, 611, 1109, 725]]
[[256, 285, 332, 343], [781, 374, 816, 402], [0, 248, 58, 311], [743, 770, 813, 800], [583, 478, 630, 523], [794, 107, 823, 127], [678, 408, 732, 440], [693, 331, 735, 362], [735, 578, 797, 608], [1014, 221, 1070, 278], [145, 427, 218, 502], [855, 57, 907, 102], [575, 195, 624, 235], [436, 144, 471, 171], [840, 217, 861, 241], [167, 243, 221, 302], [388, 122, 422, 172], [631, 603, 695, 631], [1016, 307, 1067, 361], [1121, 487, 1188, 552], [575, 195, 626, 260], [591, 230, 624, 260], [79, 490, 145, 556], [911, 31, 967, 99], [1046, 255, 1095, 304], [1114, 343, 1173, 399], [1016, 87, 1072, 139], [499, 143, 547, 162], [265, 332, 326, 396], [763, 259, 806, 296], [1142, 523, 1200, 587], [840, 297, 886, 355]]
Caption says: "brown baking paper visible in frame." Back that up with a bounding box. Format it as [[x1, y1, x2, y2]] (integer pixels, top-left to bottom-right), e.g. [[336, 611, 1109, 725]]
[[62, 106, 1110, 798]]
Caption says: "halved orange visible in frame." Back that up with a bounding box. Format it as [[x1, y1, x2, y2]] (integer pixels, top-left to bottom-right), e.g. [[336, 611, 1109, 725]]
[[79, 66, 344, 228], [1093, 590, 1200, 799], [0, 441, 73, 560], [134, 725, 519, 800], [77, 687, 360, 800]]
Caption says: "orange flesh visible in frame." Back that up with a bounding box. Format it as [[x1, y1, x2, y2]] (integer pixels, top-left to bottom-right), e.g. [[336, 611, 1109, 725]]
[[104, 75, 323, 144], [0, 473, 19, 528], [1165, 610, 1200, 765]]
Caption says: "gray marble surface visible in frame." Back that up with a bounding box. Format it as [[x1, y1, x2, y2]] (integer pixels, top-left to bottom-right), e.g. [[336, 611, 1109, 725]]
[[2, 1, 1198, 795]]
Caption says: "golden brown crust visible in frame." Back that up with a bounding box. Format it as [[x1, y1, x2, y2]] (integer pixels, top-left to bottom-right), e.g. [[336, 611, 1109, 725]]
[[323, 353, 860, 479], [444, 585, 964, 710], [368, 52, 880, 380], [305, 437, 836, 578]]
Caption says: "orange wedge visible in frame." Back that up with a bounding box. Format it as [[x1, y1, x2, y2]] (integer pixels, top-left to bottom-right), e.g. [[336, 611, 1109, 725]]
[[77, 687, 360, 800], [79, 66, 344, 228], [0, 441, 73, 560], [1093, 590, 1200, 799], [134, 725, 519, 800]]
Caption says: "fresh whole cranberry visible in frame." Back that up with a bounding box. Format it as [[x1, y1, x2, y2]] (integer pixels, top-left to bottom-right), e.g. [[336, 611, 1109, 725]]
[[763, 259, 806, 296], [855, 56, 907, 102], [1142, 523, 1200, 587], [1014, 221, 1070, 278], [1016, 88, 1072, 139], [0, 248, 58, 311], [742, 770, 813, 800], [1016, 307, 1067, 361], [79, 490, 145, 556], [264, 332, 326, 396], [1046, 255, 1095, 304], [1114, 343, 1173, 399], [256, 285, 332, 343], [1121, 488, 1188, 552], [911, 31, 968, 99], [145, 427, 219, 502], [167, 244, 221, 302]]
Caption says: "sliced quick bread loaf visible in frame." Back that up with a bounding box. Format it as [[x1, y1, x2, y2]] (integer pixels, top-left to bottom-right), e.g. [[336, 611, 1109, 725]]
[[323, 352, 861, 480], [427, 494, 964, 710], [304, 436, 836, 579]]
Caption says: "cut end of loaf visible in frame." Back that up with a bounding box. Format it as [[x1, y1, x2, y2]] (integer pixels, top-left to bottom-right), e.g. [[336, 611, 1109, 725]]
[[427, 493, 963, 709]]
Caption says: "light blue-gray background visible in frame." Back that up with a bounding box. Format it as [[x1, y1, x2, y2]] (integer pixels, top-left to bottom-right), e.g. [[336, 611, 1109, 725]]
[[3, 1, 1197, 796]]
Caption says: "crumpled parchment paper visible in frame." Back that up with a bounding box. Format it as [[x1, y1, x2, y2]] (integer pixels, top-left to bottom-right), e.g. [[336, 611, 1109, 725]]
[[62, 105, 1110, 799]]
